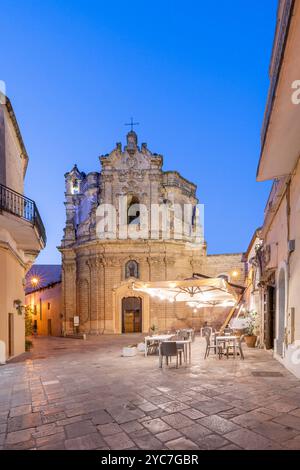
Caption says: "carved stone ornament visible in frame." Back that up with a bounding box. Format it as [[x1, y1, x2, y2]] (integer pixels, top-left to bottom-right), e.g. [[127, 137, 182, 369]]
[[149, 173, 161, 182], [102, 174, 114, 183], [86, 256, 105, 270], [63, 262, 76, 274], [126, 157, 137, 168], [147, 256, 165, 265], [166, 257, 176, 267], [105, 258, 121, 268], [263, 244, 271, 266]]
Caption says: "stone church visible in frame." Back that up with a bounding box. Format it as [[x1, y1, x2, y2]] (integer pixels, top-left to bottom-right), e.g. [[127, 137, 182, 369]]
[[59, 130, 245, 335]]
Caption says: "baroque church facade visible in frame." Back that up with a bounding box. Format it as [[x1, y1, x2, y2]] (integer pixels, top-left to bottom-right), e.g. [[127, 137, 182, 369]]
[[59, 131, 245, 335]]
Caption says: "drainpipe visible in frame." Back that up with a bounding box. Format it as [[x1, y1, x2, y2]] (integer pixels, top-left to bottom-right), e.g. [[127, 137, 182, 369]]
[[285, 179, 291, 348], [102, 260, 106, 334]]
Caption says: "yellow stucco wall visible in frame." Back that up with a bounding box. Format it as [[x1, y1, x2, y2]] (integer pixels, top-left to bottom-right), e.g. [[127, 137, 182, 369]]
[[0, 246, 25, 359], [262, 159, 300, 376], [25, 283, 63, 337], [288, 161, 300, 343]]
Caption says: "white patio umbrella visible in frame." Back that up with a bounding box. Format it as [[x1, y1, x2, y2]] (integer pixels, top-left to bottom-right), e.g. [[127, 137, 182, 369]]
[[132, 277, 238, 308]]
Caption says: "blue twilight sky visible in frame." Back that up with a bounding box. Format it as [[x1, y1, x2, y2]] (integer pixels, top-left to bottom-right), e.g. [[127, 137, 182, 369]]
[[2, 0, 277, 264]]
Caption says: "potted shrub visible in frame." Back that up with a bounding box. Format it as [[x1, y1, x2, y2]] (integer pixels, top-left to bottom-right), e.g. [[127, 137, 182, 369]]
[[230, 317, 248, 337], [25, 339, 33, 352], [244, 311, 258, 348], [25, 306, 34, 352]]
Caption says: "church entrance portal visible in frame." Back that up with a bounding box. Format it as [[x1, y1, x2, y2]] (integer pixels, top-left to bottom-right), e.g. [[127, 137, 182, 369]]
[[122, 297, 142, 333]]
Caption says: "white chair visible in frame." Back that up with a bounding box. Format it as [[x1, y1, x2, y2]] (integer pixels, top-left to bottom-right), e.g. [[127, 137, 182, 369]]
[[226, 335, 245, 360]]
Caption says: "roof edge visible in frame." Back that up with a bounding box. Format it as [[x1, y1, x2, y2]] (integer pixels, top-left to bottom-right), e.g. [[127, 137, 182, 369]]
[[2, 95, 29, 175]]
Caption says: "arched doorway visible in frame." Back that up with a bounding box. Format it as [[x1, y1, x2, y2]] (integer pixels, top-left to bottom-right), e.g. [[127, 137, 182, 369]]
[[277, 268, 286, 357], [122, 297, 142, 333], [264, 284, 276, 350]]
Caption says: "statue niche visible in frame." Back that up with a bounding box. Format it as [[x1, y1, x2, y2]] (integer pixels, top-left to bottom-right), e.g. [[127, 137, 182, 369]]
[[125, 260, 139, 279]]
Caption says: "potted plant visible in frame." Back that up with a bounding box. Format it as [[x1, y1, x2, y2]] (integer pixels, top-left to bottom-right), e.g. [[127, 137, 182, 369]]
[[25, 339, 33, 352], [244, 310, 258, 348], [150, 324, 157, 334], [25, 306, 34, 352]]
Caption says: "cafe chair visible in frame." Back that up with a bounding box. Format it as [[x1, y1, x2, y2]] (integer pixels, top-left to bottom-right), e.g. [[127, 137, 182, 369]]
[[226, 335, 245, 360], [224, 326, 234, 336], [147, 340, 159, 355], [201, 326, 213, 338], [159, 342, 183, 368], [204, 331, 220, 359]]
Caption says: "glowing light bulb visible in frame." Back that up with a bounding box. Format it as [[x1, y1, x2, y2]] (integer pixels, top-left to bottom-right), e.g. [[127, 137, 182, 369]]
[[31, 277, 39, 287]]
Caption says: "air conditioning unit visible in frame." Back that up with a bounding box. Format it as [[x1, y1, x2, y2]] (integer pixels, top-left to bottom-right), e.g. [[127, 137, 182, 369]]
[[288, 240, 296, 254]]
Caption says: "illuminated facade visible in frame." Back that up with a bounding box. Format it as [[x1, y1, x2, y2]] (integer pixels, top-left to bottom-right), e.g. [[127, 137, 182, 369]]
[[60, 131, 245, 335], [25, 265, 62, 337]]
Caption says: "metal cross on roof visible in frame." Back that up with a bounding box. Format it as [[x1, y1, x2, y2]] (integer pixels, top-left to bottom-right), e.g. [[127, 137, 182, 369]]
[[125, 117, 139, 132]]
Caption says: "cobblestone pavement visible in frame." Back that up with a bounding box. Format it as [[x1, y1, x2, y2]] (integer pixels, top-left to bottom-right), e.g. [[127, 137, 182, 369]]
[[1, 335, 300, 450]]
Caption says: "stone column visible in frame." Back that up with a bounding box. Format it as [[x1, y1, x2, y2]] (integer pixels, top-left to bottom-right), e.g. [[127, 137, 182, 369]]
[[62, 256, 77, 334], [104, 258, 122, 333], [147, 255, 166, 330], [165, 257, 176, 330], [86, 256, 103, 334], [98, 257, 106, 334], [139, 256, 150, 282]]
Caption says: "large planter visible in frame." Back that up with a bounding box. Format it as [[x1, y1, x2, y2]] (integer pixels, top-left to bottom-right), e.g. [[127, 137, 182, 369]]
[[244, 335, 257, 348], [122, 346, 137, 357]]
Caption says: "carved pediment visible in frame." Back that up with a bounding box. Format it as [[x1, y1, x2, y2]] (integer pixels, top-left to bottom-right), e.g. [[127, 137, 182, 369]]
[[118, 170, 146, 182]]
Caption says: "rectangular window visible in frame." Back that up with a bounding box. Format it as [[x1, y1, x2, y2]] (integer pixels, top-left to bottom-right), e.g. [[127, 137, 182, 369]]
[[48, 302, 51, 310], [40, 299, 42, 321]]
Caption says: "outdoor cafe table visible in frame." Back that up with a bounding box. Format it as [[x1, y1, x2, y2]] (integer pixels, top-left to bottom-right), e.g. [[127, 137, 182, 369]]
[[159, 339, 192, 367], [144, 334, 174, 357], [215, 335, 239, 359]]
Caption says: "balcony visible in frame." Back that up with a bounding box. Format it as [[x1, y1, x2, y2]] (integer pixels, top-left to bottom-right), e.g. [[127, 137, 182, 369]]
[[0, 183, 46, 248]]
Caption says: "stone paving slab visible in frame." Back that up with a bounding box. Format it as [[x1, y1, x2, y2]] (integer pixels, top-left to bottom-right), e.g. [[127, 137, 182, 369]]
[[1, 334, 300, 450]]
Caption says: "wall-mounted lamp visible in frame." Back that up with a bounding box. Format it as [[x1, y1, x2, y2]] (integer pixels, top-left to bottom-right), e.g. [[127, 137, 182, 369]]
[[13, 299, 25, 316], [31, 277, 39, 287]]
